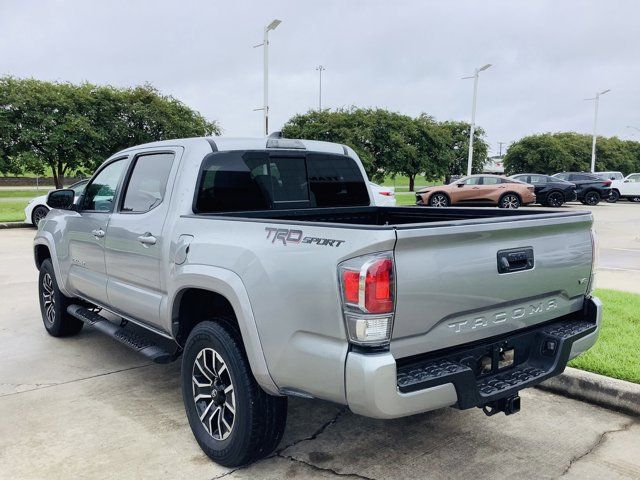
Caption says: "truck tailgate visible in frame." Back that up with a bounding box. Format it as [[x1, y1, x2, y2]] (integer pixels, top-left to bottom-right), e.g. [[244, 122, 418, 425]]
[[391, 212, 593, 359]]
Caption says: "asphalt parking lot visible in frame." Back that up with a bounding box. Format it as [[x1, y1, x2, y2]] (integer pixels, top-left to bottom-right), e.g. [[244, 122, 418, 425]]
[[1, 203, 638, 479]]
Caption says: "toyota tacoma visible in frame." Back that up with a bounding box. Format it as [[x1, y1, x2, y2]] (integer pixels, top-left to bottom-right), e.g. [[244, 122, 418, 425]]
[[34, 137, 601, 467]]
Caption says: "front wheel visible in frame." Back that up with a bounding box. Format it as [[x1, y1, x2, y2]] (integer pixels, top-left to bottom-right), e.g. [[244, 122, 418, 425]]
[[583, 191, 601, 206], [606, 190, 620, 203], [499, 193, 521, 209], [31, 205, 49, 226], [429, 193, 449, 207], [38, 259, 84, 337], [181, 320, 287, 467]]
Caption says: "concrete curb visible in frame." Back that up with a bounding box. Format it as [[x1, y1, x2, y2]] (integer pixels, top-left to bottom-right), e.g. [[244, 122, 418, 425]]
[[0, 222, 32, 230], [538, 367, 640, 417]]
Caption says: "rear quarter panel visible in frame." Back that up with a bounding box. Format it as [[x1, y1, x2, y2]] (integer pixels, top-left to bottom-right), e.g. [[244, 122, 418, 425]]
[[172, 215, 396, 403]]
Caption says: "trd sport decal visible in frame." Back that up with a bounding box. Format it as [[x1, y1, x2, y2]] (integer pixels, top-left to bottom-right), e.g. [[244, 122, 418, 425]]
[[265, 227, 345, 247]]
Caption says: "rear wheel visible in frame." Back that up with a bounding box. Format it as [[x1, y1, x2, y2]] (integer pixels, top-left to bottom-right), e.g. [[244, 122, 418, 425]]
[[606, 190, 620, 203], [31, 205, 49, 226], [499, 193, 521, 209], [544, 191, 565, 207], [429, 193, 449, 207], [583, 191, 601, 206], [38, 259, 84, 337], [181, 320, 287, 467]]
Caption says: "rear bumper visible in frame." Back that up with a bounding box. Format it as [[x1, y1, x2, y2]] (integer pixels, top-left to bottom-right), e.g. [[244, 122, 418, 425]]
[[345, 296, 601, 419]]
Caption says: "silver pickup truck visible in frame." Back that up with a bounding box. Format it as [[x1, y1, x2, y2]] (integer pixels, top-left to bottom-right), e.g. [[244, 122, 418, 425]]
[[34, 137, 601, 467]]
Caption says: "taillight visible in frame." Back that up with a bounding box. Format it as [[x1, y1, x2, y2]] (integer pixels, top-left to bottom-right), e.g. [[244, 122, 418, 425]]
[[603, 181, 611, 187], [379, 191, 394, 197], [363, 258, 393, 313], [338, 252, 395, 346]]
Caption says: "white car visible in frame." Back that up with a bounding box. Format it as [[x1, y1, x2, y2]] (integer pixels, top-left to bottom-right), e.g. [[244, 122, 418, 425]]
[[24, 179, 88, 225], [369, 182, 396, 206], [607, 173, 640, 203]]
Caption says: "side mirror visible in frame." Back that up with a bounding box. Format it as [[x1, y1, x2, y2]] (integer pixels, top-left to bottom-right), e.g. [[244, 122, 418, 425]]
[[47, 189, 76, 210]]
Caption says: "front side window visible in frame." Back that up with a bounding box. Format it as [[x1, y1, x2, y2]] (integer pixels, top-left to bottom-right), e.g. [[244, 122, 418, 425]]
[[459, 177, 481, 185], [81, 159, 126, 212], [121, 153, 175, 213], [628, 174, 640, 182], [195, 151, 369, 213]]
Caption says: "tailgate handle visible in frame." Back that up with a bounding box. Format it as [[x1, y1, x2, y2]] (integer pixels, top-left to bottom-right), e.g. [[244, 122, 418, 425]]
[[497, 247, 534, 274]]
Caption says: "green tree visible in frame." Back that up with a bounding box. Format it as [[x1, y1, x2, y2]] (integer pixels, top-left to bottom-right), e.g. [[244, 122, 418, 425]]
[[0, 77, 219, 187], [438, 120, 488, 182], [503, 132, 640, 175]]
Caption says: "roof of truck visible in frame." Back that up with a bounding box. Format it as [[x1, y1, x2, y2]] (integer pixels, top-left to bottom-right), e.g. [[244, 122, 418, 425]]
[[119, 136, 351, 156]]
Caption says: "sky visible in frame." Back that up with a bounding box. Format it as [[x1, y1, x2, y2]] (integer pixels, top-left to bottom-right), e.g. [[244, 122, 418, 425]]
[[2, 0, 639, 155]]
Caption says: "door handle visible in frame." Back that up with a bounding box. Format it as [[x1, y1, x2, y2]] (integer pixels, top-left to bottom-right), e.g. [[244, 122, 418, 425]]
[[472, 187, 480, 189], [138, 233, 157, 246], [91, 228, 105, 238]]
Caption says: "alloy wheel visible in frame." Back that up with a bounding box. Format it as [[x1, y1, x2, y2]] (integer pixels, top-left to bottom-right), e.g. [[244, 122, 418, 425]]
[[501, 195, 520, 209], [192, 347, 236, 441], [42, 273, 55, 324], [585, 192, 600, 205], [430, 194, 448, 207], [32, 206, 48, 225], [547, 192, 564, 207]]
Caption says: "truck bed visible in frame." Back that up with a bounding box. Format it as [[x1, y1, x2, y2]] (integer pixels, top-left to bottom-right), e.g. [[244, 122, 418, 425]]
[[205, 205, 590, 228]]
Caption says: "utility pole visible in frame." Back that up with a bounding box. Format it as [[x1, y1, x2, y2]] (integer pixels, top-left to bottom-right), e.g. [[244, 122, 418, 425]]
[[462, 64, 492, 176], [497, 141, 507, 157], [585, 89, 610, 173], [253, 19, 282, 136], [316, 65, 325, 110]]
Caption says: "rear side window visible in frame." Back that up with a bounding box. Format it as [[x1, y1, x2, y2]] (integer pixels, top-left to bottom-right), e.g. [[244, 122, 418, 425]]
[[194, 151, 369, 213], [481, 177, 500, 185], [528, 175, 547, 184], [121, 153, 175, 213], [571, 173, 598, 181]]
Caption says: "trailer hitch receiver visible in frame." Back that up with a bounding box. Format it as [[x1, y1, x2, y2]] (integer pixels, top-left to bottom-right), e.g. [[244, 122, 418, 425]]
[[481, 394, 521, 416]]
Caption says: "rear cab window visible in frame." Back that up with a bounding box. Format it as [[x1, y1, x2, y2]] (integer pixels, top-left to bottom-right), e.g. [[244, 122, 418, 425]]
[[194, 150, 370, 213]]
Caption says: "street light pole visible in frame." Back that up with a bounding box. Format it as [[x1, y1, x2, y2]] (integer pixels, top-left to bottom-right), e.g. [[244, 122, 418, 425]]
[[254, 19, 281, 136], [316, 65, 325, 110], [585, 89, 610, 173], [462, 64, 492, 176]]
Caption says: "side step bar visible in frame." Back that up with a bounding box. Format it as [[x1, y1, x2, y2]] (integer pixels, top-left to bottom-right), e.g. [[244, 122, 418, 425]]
[[67, 304, 175, 364]]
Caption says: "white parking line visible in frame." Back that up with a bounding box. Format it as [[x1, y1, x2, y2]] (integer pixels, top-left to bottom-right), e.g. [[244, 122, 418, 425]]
[[608, 247, 640, 253]]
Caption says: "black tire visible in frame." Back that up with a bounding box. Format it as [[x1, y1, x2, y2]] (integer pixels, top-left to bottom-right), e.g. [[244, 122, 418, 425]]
[[583, 190, 601, 206], [31, 205, 49, 226], [498, 193, 521, 209], [606, 190, 620, 203], [181, 320, 287, 467], [630, 197, 640, 203], [429, 192, 450, 207], [38, 259, 84, 337], [544, 191, 565, 208]]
